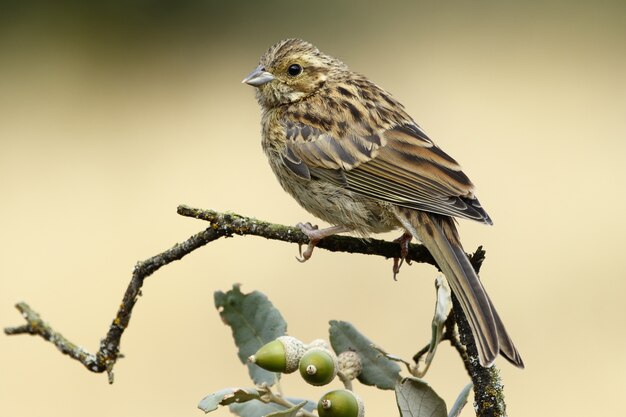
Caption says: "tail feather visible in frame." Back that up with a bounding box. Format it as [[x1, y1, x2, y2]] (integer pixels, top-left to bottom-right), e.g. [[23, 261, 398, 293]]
[[489, 298, 525, 368], [445, 229, 499, 366], [394, 208, 523, 368]]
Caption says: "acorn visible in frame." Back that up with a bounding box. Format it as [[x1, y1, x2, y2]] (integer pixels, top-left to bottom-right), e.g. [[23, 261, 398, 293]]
[[306, 338, 330, 350], [299, 347, 338, 386], [317, 389, 365, 417], [248, 336, 306, 373], [337, 351, 362, 381]]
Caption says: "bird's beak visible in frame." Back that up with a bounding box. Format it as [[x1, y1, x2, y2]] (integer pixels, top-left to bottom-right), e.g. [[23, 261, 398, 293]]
[[242, 65, 275, 87]]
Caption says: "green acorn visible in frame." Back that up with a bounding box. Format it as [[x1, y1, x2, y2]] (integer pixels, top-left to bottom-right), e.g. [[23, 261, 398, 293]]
[[248, 336, 306, 373], [317, 389, 364, 417], [337, 351, 362, 381], [299, 347, 338, 386]]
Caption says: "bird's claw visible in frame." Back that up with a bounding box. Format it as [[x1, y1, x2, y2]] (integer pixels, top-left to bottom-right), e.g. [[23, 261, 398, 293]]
[[392, 258, 404, 280], [296, 243, 315, 263], [392, 232, 413, 280], [296, 222, 321, 262], [294, 222, 348, 263]]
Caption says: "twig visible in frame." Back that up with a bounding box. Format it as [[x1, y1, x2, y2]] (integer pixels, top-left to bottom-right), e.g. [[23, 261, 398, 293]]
[[175, 205, 438, 265], [3, 205, 436, 381], [4, 205, 507, 417], [442, 309, 471, 374], [258, 384, 317, 417], [5, 302, 99, 369], [5, 225, 227, 382], [337, 371, 354, 391], [450, 249, 508, 417], [411, 343, 430, 366]]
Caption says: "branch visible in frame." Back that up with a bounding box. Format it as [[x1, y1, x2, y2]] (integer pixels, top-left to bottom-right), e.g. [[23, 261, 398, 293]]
[[5, 224, 226, 382], [4, 205, 435, 382], [5, 302, 99, 369], [4, 204, 507, 417], [175, 205, 437, 265], [449, 250, 508, 417]]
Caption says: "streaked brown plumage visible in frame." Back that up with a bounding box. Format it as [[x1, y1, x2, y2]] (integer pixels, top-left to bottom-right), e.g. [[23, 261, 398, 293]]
[[243, 38, 523, 368]]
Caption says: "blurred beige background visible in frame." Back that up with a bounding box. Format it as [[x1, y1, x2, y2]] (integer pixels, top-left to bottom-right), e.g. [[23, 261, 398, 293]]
[[1, 1, 625, 416]]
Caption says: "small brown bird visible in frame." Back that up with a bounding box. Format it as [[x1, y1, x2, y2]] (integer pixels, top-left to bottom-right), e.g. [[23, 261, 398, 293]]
[[243, 38, 523, 368]]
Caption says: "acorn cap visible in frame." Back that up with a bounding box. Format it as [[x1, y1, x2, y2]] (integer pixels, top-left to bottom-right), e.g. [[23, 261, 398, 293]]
[[337, 351, 363, 381], [306, 338, 330, 350]]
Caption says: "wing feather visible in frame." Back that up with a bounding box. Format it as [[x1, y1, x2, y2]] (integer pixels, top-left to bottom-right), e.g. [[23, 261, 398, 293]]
[[279, 116, 492, 224]]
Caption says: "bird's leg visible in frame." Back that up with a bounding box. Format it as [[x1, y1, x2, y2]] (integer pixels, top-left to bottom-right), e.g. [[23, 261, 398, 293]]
[[296, 223, 349, 263], [392, 231, 413, 280]]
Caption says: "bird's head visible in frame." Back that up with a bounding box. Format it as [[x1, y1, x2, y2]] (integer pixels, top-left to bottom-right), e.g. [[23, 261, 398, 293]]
[[242, 39, 346, 108]]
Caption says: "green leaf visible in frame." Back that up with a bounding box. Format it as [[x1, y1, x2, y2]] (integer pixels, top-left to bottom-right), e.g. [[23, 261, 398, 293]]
[[329, 320, 401, 390], [448, 383, 472, 417], [433, 277, 451, 326], [230, 398, 316, 417], [214, 284, 288, 385], [198, 388, 261, 413], [396, 378, 447, 417], [414, 277, 451, 377]]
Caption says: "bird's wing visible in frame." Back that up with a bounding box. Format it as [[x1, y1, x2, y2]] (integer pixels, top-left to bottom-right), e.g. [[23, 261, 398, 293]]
[[280, 117, 492, 224]]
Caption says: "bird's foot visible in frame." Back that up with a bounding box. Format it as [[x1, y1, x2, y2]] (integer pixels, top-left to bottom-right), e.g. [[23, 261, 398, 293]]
[[296, 222, 320, 262], [392, 232, 413, 280], [295, 223, 348, 263]]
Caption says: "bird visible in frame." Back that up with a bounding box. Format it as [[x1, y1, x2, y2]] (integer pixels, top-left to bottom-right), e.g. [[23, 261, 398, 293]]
[[242, 38, 523, 369]]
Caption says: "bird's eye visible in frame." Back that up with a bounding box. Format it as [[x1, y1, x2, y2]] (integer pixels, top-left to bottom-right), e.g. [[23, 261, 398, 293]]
[[287, 64, 303, 76]]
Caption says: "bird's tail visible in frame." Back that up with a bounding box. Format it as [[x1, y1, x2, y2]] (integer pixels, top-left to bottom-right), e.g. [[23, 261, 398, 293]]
[[394, 208, 524, 368]]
